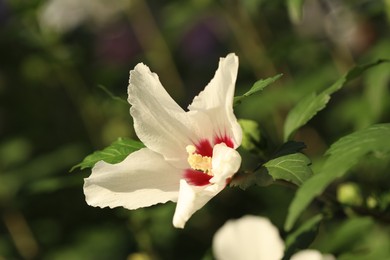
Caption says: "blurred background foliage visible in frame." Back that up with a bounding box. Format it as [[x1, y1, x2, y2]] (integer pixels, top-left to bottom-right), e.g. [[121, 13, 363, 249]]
[[0, 0, 389, 259]]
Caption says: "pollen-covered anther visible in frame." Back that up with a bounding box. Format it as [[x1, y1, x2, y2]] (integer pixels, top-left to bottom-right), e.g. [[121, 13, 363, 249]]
[[186, 145, 212, 174]]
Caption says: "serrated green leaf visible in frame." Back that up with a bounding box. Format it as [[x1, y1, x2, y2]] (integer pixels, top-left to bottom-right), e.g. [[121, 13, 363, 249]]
[[324, 59, 389, 95], [283, 214, 323, 259], [264, 153, 313, 186], [285, 124, 390, 231], [238, 119, 261, 151], [234, 74, 282, 106], [283, 93, 330, 141], [71, 138, 145, 171], [283, 59, 390, 141], [287, 0, 305, 24]]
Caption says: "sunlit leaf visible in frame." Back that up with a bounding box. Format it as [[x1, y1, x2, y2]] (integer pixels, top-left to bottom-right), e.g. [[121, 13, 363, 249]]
[[234, 74, 282, 106], [238, 119, 261, 151], [283, 214, 323, 259], [71, 138, 145, 171], [285, 124, 390, 231], [283, 93, 329, 141], [364, 60, 390, 122], [283, 59, 390, 141], [287, 0, 305, 24], [264, 153, 313, 186]]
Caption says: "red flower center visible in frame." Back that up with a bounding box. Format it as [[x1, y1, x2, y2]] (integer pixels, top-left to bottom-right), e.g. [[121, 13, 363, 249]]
[[183, 135, 234, 186]]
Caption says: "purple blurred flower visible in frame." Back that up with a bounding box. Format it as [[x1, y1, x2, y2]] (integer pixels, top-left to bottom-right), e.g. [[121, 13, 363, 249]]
[[95, 24, 141, 66]]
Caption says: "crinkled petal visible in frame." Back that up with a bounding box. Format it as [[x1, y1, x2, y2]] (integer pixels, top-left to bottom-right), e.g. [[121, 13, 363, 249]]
[[210, 143, 241, 184], [84, 148, 181, 209], [128, 64, 195, 167], [212, 215, 285, 260], [173, 179, 223, 228], [291, 250, 335, 260], [188, 53, 242, 147]]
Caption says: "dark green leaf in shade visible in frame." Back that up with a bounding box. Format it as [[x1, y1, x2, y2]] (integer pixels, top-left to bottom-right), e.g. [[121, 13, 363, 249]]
[[285, 124, 390, 231], [283, 214, 323, 260], [264, 153, 313, 186], [229, 168, 274, 190], [283, 59, 390, 141], [273, 141, 307, 158], [71, 138, 145, 171], [234, 74, 282, 106]]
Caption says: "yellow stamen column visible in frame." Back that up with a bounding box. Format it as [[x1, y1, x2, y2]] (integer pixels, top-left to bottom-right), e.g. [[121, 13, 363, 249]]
[[186, 145, 212, 174]]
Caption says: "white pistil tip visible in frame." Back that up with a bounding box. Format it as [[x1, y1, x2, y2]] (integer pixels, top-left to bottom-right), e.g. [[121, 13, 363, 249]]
[[186, 145, 196, 154]]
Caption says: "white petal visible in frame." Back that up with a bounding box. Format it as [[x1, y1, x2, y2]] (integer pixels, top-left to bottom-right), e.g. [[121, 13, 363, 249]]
[[172, 179, 223, 228], [291, 250, 335, 260], [188, 53, 242, 147], [210, 143, 241, 184], [212, 215, 285, 260], [84, 148, 181, 210], [128, 64, 195, 167]]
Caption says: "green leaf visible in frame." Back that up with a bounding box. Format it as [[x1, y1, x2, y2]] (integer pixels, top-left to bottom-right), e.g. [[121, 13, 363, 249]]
[[264, 153, 313, 186], [285, 124, 390, 231], [315, 217, 390, 260], [283, 59, 390, 141], [364, 60, 390, 122], [283, 93, 330, 141], [318, 217, 374, 254], [230, 168, 274, 190], [273, 141, 306, 158], [71, 138, 145, 171], [337, 221, 390, 260], [283, 214, 323, 259], [234, 74, 282, 106], [238, 119, 261, 151], [324, 59, 389, 95], [287, 0, 305, 24]]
